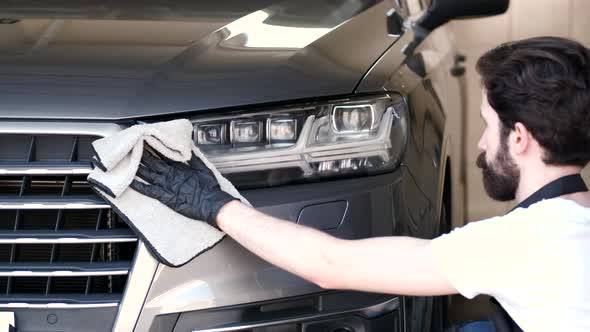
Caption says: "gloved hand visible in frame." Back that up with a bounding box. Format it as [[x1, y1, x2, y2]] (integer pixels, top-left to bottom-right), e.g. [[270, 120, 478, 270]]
[[130, 151, 236, 229]]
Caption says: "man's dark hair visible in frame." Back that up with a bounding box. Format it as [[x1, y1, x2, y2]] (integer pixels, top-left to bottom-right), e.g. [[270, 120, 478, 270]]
[[476, 36, 590, 167]]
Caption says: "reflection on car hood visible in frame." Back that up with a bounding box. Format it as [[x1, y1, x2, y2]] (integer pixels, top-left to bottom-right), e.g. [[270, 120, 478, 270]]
[[0, 0, 397, 120]]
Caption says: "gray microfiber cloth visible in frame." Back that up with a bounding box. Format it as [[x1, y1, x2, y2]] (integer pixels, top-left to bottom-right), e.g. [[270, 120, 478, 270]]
[[87, 119, 250, 267]]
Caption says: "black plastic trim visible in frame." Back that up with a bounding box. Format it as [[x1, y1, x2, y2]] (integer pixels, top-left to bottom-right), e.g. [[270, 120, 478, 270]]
[[171, 291, 400, 332], [9, 306, 119, 332]]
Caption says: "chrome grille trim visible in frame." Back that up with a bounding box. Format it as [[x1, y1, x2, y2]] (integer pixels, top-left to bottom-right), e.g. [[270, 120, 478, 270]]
[[0, 237, 137, 244], [0, 229, 136, 244], [0, 165, 93, 175], [0, 122, 124, 137], [0, 289, 124, 309], [112, 242, 159, 332], [0, 270, 128, 277], [0, 196, 111, 209], [0, 303, 119, 309]]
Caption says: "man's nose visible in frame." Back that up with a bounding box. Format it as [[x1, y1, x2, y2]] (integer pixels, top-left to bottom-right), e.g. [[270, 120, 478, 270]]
[[477, 136, 486, 152]]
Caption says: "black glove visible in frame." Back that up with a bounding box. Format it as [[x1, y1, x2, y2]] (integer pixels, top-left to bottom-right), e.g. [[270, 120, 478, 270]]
[[130, 151, 236, 228]]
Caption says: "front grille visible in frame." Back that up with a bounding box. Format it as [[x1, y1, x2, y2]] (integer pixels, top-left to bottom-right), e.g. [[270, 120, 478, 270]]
[[0, 133, 137, 307]]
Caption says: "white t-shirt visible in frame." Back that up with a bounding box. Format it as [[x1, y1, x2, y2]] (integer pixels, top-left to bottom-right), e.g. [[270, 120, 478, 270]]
[[431, 198, 590, 332]]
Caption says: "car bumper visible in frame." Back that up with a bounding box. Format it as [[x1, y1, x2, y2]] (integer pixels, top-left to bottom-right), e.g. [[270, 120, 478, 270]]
[[127, 168, 432, 331]]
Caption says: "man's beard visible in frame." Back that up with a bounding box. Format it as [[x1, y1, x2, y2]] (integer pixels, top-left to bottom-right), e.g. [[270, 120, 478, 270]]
[[476, 144, 520, 201]]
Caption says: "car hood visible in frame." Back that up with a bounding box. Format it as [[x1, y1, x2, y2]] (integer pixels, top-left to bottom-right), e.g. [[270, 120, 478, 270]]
[[0, 0, 397, 120]]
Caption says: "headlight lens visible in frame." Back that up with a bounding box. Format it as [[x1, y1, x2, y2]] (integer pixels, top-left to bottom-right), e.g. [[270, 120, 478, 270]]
[[189, 94, 409, 188], [268, 118, 298, 142], [331, 104, 375, 133], [231, 120, 263, 143], [196, 123, 227, 145]]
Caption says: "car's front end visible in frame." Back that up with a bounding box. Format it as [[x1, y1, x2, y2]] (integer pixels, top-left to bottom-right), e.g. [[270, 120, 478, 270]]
[[0, 1, 471, 331]]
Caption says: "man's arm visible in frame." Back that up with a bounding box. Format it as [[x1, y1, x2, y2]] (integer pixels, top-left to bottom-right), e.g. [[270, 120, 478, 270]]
[[130, 152, 458, 296], [217, 200, 458, 296]]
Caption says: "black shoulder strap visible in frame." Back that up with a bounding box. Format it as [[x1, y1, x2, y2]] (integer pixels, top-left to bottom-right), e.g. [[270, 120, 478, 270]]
[[490, 173, 587, 332], [509, 174, 588, 212]]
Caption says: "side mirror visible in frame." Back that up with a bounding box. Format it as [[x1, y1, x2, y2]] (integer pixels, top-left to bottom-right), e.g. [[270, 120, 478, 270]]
[[418, 0, 509, 32], [397, 0, 509, 56]]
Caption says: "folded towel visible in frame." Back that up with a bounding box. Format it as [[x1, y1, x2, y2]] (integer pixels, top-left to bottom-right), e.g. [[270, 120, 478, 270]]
[[87, 119, 249, 267]]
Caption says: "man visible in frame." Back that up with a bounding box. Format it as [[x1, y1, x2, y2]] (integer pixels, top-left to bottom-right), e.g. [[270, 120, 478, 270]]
[[131, 36, 590, 331]]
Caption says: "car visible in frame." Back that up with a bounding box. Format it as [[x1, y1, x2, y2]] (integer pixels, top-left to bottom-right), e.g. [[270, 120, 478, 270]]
[[0, 0, 508, 331]]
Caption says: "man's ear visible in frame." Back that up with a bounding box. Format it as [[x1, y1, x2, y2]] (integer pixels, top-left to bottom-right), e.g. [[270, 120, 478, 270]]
[[512, 122, 531, 155]]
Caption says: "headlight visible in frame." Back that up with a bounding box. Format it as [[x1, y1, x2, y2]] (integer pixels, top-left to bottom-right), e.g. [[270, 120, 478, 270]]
[[190, 93, 409, 188]]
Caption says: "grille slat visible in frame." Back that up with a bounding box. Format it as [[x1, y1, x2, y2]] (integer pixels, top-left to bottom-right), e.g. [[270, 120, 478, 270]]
[[0, 293, 121, 308], [46, 209, 60, 295], [0, 262, 130, 276], [48, 168, 68, 295], [0, 133, 137, 306], [27, 136, 35, 163], [70, 136, 79, 163], [0, 162, 93, 175], [0, 229, 136, 243], [0, 195, 110, 209]]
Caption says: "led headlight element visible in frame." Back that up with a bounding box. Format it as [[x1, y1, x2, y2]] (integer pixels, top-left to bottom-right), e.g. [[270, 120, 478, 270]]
[[231, 120, 263, 143], [268, 118, 297, 142], [331, 104, 374, 133], [188, 94, 409, 188], [196, 124, 226, 144]]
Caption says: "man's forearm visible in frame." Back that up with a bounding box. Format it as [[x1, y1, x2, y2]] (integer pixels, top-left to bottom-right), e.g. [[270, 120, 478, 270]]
[[216, 201, 457, 296], [131, 147, 456, 295], [216, 201, 341, 287]]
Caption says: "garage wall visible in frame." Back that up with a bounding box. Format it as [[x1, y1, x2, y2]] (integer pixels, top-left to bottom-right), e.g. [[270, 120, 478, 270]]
[[449, 0, 590, 221]]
